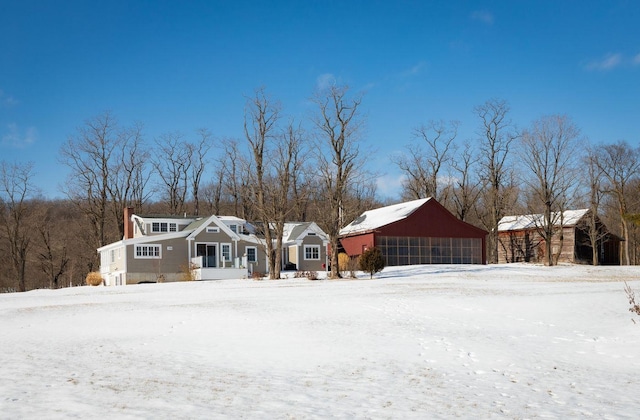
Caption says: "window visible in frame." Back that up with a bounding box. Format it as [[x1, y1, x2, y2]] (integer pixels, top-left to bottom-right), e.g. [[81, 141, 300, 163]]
[[304, 245, 320, 260], [151, 222, 176, 233], [229, 224, 237, 233], [377, 236, 482, 266], [206, 227, 220, 233], [246, 246, 257, 263], [135, 244, 161, 259], [110, 250, 115, 263], [221, 243, 231, 262]]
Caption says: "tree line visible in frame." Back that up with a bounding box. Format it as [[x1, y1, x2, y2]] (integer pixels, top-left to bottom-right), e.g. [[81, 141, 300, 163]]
[[1, 86, 639, 292]]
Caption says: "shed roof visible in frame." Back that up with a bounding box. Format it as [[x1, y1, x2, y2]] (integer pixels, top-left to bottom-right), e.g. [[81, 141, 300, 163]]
[[498, 209, 590, 232], [339, 198, 431, 236]]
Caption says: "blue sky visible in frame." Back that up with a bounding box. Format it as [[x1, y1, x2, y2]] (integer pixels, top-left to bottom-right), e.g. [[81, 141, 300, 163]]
[[1, 0, 639, 200]]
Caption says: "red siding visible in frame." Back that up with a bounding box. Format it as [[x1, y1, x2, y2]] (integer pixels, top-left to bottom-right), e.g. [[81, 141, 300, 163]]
[[340, 233, 375, 256], [339, 199, 488, 263], [377, 199, 487, 239]]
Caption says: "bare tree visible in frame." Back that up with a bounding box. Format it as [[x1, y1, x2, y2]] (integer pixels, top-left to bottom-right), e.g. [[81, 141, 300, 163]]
[[0, 161, 37, 292], [266, 122, 308, 278], [395, 120, 458, 202], [108, 121, 150, 238], [243, 88, 281, 278], [288, 130, 313, 222], [152, 132, 192, 215], [189, 129, 212, 216], [451, 142, 482, 222], [201, 165, 225, 215], [475, 99, 519, 263], [37, 204, 70, 289], [312, 85, 368, 278], [59, 111, 121, 254], [218, 138, 252, 218], [520, 115, 580, 266], [579, 149, 609, 265], [593, 141, 640, 265]]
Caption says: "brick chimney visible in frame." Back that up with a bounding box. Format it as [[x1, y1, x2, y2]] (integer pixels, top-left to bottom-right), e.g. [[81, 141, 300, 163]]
[[124, 207, 135, 239]]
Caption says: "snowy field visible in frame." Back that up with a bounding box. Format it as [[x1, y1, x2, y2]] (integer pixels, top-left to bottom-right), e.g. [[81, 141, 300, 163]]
[[1, 264, 639, 419]]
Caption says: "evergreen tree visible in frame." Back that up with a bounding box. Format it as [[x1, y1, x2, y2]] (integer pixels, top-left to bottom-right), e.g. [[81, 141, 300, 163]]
[[359, 247, 385, 279]]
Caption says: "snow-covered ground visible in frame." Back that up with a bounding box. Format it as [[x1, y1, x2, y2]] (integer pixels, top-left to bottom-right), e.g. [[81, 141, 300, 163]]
[[1, 264, 639, 419]]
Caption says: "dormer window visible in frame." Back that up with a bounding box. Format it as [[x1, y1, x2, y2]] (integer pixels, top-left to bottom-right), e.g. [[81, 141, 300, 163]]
[[229, 224, 238, 233], [151, 222, 177, 233]]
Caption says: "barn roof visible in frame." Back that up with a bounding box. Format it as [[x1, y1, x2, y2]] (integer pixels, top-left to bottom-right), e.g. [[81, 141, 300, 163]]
[[498, 209, 590, 232], [339, 198, 431, 236]]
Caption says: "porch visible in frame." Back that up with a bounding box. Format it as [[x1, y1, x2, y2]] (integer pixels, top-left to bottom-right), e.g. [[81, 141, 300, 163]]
[[190, 256, 251, 280]]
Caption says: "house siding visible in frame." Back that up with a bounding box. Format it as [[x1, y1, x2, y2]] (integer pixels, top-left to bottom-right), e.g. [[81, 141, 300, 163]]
[[237, 239, 267, 274], [496, 219, 623, 265], [126, 237, 187, 284], [297, 235, 327, 271], [497, 227, 577, 264], [287, 245, 298, 268]]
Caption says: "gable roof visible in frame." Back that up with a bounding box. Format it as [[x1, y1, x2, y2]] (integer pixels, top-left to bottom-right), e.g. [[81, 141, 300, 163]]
[[339, 198, 431, 236], [498, 209, 590, 232], [186, 215, 240, 240], [283, 222, 328, 243]]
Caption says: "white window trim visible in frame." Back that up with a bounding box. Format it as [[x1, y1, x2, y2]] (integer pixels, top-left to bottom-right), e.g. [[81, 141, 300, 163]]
[[206, 226, 220, 233], [135, 244, 162, 259], [304, 245, 320, 260], [245, 246, 257, 263], [220, 243, 232, 262], [151, 222, 178, 233]]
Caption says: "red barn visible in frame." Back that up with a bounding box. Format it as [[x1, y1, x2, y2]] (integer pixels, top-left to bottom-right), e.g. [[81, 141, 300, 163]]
[[339, 198, 487, 265]]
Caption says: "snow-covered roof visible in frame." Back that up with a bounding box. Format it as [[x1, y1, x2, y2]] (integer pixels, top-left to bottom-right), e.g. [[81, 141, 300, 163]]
[[498, 209, 590, 232], [282, 222, 328, 242], [283, 222, 309, 242], [339, 198, 431, 236]]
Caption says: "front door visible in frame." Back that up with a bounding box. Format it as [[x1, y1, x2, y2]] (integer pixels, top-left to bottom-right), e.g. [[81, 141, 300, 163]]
[[196, 244, 217, 268]]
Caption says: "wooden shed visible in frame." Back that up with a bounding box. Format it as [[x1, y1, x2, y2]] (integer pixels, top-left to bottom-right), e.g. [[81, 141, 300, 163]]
[[497, 209, 621, 265], [339, 198, 487, 266]]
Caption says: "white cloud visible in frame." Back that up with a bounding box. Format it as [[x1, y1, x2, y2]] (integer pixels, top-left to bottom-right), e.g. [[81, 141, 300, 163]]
[[470, 10, 494, 25], [0, 89, 18, 107], [585, 53, 623, 71], [376, 173, 406, 200], [2, 123, 37, 148], [316, 73, 336, 91], [400, 61, 427, 78]]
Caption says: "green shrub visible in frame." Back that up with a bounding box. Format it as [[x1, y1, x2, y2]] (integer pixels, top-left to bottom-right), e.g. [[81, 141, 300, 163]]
[[358, 247, 385, 279]]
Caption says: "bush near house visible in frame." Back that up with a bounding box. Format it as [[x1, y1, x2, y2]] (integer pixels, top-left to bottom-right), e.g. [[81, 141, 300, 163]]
[[359, 247, 385, 279], [85, 272, 104, 286], [294, 270, 318, 280], [339, 252, 358, 278]]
